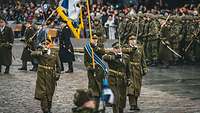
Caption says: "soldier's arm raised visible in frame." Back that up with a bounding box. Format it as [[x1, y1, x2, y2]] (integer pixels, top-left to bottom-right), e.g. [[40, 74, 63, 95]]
[[94, 46, 105, 55], [102, 53, 115, 62], [122, 47, 136, 54], [31, 51, 42, 57]]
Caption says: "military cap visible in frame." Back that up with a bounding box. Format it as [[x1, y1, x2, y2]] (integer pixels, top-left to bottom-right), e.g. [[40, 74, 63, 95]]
[[112, 42, 120, 48], [73, 89, 92, 107], [92, 34, 98, 39], [128, 35, 137, 40]]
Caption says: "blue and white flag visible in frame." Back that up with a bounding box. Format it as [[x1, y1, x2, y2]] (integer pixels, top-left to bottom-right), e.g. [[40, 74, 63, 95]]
[[57, 0, 84, 39], [59, 0, 81, 20]]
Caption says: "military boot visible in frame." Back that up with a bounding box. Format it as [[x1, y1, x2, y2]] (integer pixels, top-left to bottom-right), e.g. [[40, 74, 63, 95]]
[[130, 97, 140, 111], [18, 61, 27, 70], [65, 62, 73, 73], [4, 66, 10, 74], [0, 65, 1, 73], [119, 108, 124, 113]]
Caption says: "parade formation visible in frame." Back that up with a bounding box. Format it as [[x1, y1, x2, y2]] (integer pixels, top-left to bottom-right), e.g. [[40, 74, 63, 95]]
[[0, 0, 200, 113]]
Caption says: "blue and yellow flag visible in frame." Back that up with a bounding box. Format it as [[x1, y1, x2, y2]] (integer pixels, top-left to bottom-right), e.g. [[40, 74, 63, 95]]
[[57, 0, 84, 39]]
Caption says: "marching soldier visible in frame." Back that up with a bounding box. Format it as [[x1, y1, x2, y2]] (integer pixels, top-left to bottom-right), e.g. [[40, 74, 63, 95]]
[[0, 16, 14, 74], [84, 33, 105, 111], [158, 20, 173, 68], [103, 42, 129, 113], [123, 35, 147, 111], [93, 17, 106, 47], [32, 39, 61, 113], [147, 18, 160, 66]]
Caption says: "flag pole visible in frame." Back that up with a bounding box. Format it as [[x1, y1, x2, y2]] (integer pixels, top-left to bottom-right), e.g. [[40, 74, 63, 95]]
[[86, 0, 95, 69]]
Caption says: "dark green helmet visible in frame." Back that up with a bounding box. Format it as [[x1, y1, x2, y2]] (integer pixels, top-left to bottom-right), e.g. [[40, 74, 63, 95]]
[[73, 89, 92, 107]]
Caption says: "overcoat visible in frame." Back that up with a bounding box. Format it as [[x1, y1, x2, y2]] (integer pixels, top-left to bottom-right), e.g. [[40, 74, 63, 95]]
[[0, 26, 14, 66]]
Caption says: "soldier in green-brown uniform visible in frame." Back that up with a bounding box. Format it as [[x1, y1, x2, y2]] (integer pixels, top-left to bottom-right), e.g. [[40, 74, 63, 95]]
[[93, 17, 106, 48], [123, 35, 147, 111], [84, 33, 105, 111], [32, 39, 61, 113], [103, 42, 129, 113]]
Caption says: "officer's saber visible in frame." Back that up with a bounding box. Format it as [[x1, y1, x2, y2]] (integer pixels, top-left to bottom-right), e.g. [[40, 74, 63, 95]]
[[184, 31, 200, 53], [161, 40, 182, 58], [184, 40, 194, 53], [161, 15, 170, 28]]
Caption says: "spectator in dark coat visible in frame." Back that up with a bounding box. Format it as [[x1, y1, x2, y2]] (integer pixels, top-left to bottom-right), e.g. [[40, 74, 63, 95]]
[[59, 24, 75, 73], [0, 16, 14, 74]]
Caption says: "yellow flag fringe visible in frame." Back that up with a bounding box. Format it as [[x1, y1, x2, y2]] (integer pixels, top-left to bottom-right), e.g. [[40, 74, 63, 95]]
[[56, 6, 84, 39]]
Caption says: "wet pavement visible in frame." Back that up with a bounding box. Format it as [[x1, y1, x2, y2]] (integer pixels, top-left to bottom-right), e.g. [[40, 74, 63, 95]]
[[0, 38, 200, 113]]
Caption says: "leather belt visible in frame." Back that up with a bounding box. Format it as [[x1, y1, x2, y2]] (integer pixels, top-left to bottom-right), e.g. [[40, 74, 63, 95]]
[[109, 69, 123, 76], [38, 65, 54, 70], [130, 62, 140, 65]]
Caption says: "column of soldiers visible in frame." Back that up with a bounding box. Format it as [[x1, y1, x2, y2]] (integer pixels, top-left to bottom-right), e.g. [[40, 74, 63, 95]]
[[117, 14, 200, 67]]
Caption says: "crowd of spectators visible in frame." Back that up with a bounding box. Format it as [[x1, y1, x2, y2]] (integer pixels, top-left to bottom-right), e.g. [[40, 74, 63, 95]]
[[0, 1, 57, 23], [87, 2, 199, 39], [1, 1, 199, 22], [0, 1, 199, 39]]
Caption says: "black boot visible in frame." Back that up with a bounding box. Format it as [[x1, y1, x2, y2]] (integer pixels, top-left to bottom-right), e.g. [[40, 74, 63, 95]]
[[65, 62, 73, 73], [60, 62, 64, 71], [48, 101, 52, 113], [130, 97, 140, 111], [0, 65, 1, 73], [4, 66, 10, 74], [119, 108, 124, 113], [18, 61, 27, 70]]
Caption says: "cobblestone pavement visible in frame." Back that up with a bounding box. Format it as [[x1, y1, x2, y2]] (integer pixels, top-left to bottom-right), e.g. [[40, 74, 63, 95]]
[[0, 39, 200, 113]]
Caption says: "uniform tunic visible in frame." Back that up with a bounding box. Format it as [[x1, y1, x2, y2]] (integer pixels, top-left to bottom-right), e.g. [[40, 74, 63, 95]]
[[33, 48, 61, 101], [103, 53, 129, 110], [123, 44, 147, 97], [84, 44, 105, 97]]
